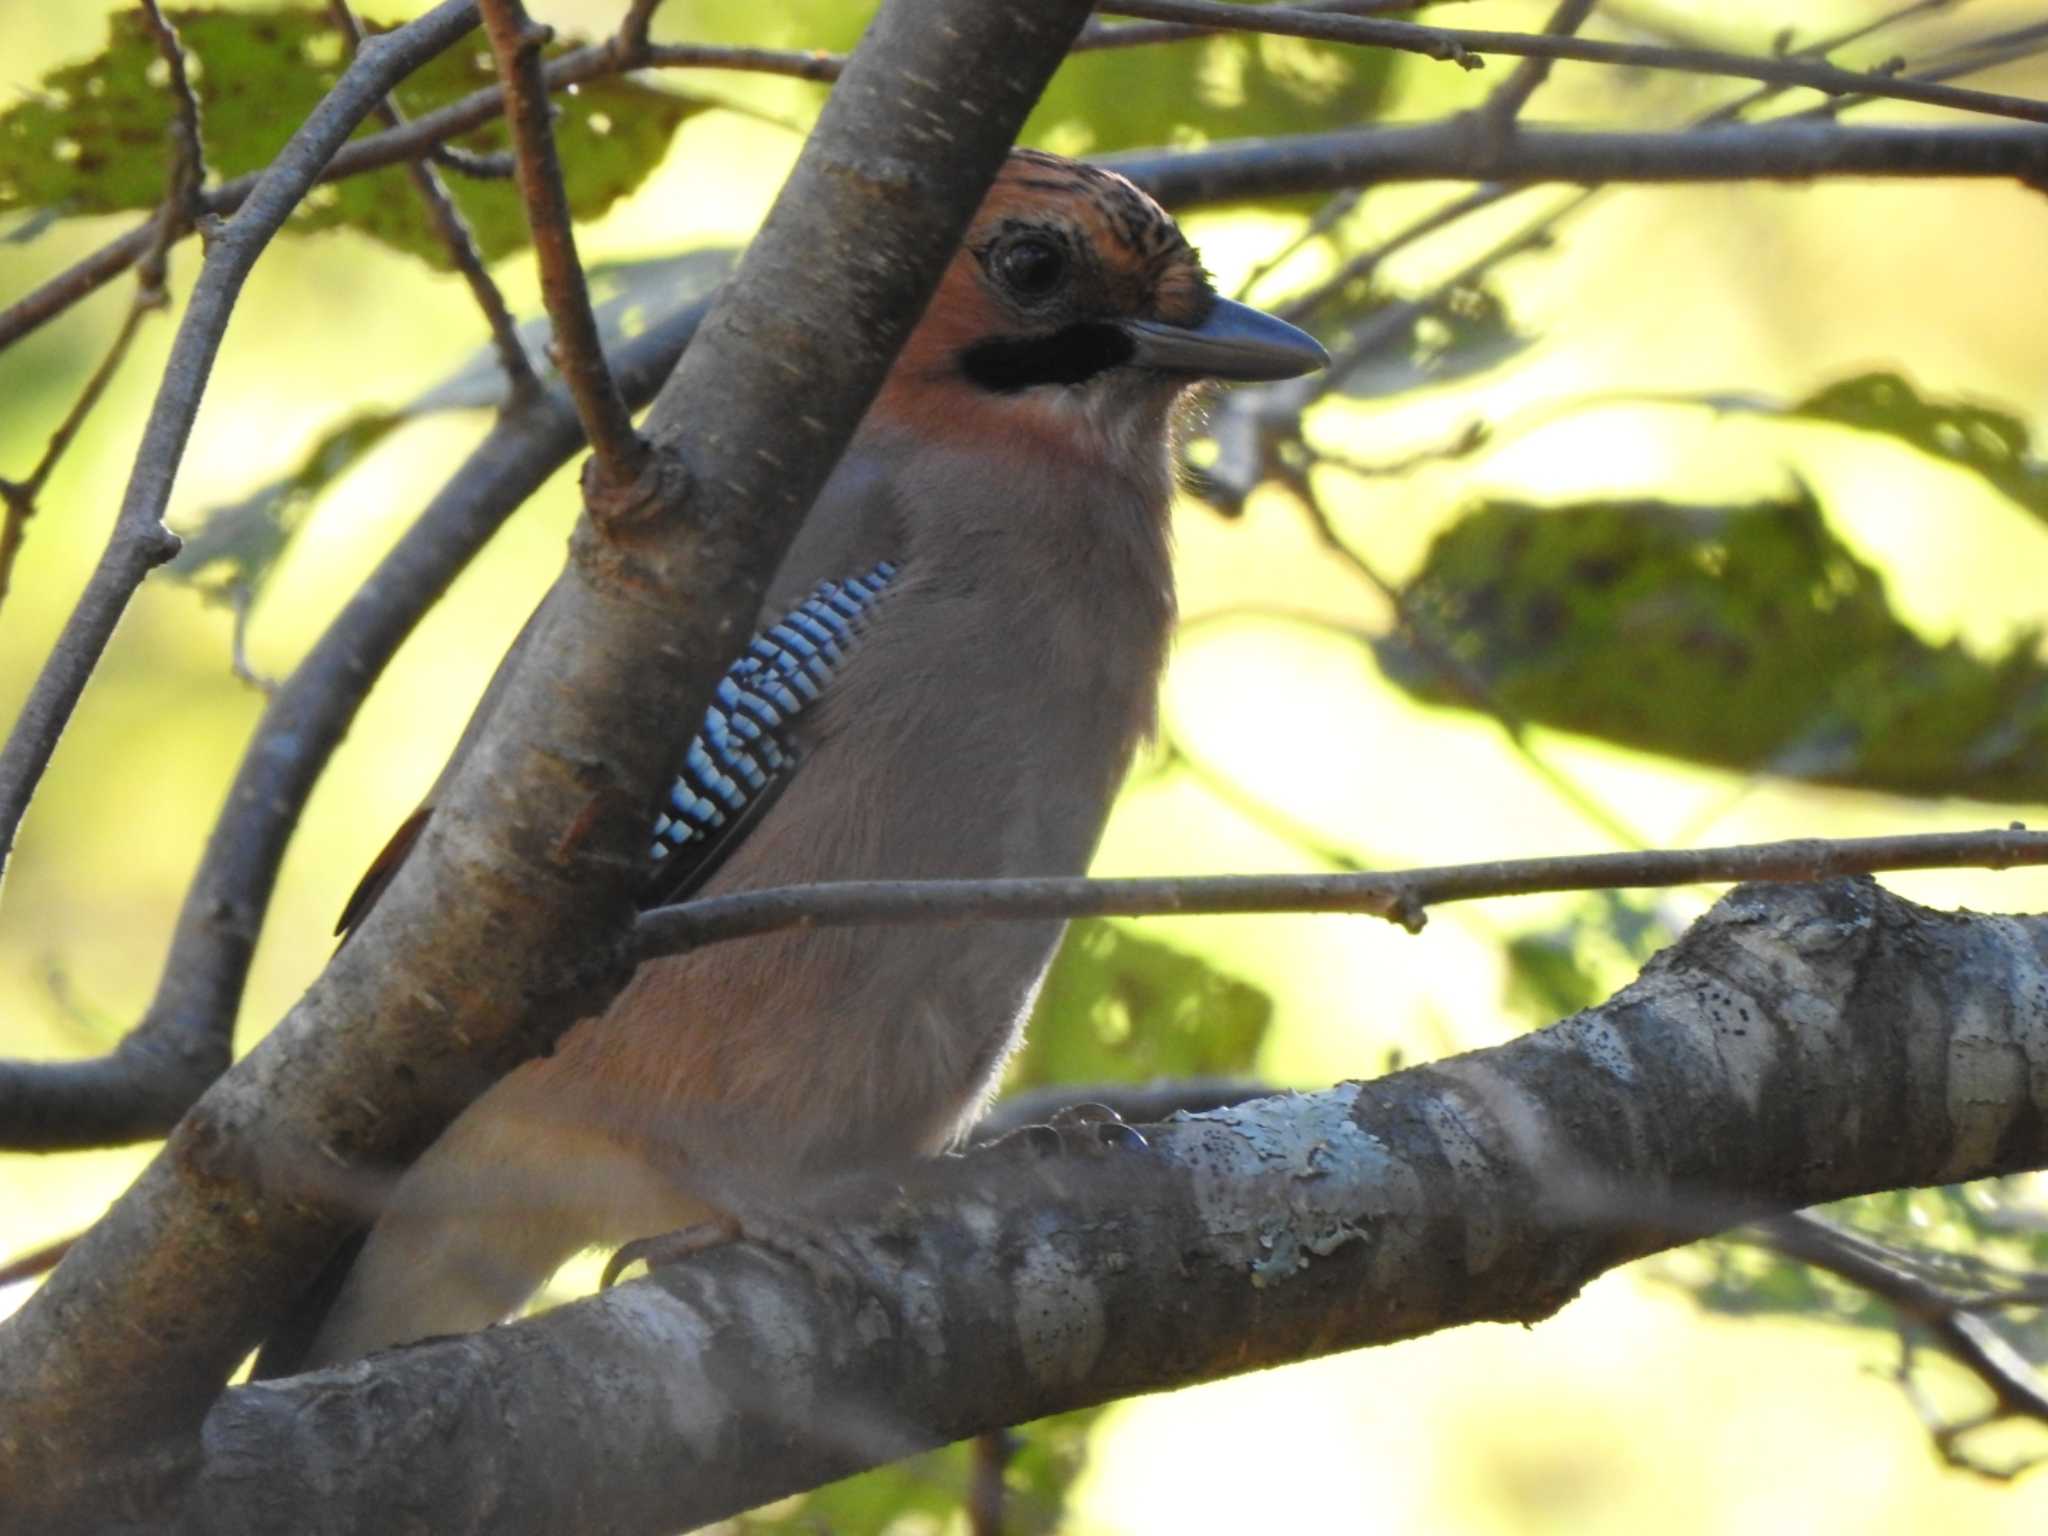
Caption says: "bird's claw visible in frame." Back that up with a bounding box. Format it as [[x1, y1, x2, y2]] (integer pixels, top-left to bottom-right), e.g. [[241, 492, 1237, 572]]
[[602, 1203, 863, 1299], [996, 1101, 1149, 1160]]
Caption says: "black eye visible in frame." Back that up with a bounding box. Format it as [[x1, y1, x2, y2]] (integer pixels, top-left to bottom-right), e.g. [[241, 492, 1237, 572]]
[[994, 236, 1067, 299]]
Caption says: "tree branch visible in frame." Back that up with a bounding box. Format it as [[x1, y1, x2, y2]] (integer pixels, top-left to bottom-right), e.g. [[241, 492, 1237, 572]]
[[477, 0, 642, 478], [1109, 119, 2048, 203], [156, 879, 2048, 1533], [1751, 1211, 2048, 1461], [633, 825, 2048, 957], [0, 0, 483, 891], [327, 0, 534, 395]]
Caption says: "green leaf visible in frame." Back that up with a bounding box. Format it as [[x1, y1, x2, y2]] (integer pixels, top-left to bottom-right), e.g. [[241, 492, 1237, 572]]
[[168, 408, 402, 601], [1380, 490, 2048, 802], [738, 1410, 1102, 1534], [0, 7, 704, 267], [1321, 281, 1533, 400], [1503, 893, 1675, 1027], [1025, 23, 1391, 158], [1699, 372, 2048, 524], [1008, 920, 1273, 1093]]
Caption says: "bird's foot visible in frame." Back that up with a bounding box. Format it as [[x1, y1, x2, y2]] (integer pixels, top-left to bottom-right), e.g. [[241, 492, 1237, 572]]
[[991, 1100, 1149, 1160], [601, 1202, 863, 1300]]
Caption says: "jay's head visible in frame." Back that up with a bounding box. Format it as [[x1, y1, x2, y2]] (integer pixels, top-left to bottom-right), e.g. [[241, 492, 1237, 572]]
[[875, 149, 1325, 465]]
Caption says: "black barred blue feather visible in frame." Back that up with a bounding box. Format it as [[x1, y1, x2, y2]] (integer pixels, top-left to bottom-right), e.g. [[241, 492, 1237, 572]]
[[638, 561, 899, 909]]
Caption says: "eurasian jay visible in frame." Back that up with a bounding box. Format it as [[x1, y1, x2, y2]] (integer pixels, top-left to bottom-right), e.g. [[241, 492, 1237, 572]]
[[276, 148, 1325, 1372]]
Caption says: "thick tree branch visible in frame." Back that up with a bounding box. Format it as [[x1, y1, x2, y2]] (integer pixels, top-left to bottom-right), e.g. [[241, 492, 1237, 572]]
[[633, 825, 2048, 956], [0, 0, 1099, 1505], [159, 879, 2048, 1534], [0, 0, 482, 892], [0, 297, 712, 1154]]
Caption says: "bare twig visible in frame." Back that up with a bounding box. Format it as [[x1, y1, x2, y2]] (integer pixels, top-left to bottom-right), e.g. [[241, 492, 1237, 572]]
[[0, 0, 483, 893], [1753, 1212, 2048, 1474], [0, 300, 159, 608], [0, 296, 713, 1154], [328, 0, 535, 395], [0, 1233, 75, 1290], [135, 0, 208, 295], [966, 1430, 1016, 1536], [1475, 0, 1597, 134], [478, 0, 646, 487], [1104, 1, 2048, 124], [0, 2, 204, 609], [1075, 0, 1456, 53], [634, 824, 2048, 958]]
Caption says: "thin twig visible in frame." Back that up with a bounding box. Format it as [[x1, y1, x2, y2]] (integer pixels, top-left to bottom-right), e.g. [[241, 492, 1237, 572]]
[[966, 1430, 1016, 1536], [0, 300, 159, 608], [328, 0, 535, 396], [0, 3, 204, 607], [478, 0, 646, 486], [135, 0, 208, 295], [1104, 0, 2048, 124], [634, 824, 2048, 958], [1475, 0, 1597, 134], [1074, 0, 1457, 53], [1752, 1212, 2048, 1471], [0, 0, 482, 890]]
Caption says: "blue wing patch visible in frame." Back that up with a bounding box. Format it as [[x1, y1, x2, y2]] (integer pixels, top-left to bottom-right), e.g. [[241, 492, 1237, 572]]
[[640, 561, 899, 908]]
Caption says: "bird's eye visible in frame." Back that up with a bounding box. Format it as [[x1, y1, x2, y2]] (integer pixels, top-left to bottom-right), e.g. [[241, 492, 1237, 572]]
[[994, 236, 1068, 299]]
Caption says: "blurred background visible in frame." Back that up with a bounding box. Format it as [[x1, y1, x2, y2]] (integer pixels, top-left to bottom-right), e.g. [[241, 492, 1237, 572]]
[[6, 0, 2048, 1529]]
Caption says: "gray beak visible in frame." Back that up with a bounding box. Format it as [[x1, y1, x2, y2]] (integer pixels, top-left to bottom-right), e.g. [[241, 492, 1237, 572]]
[[1121, 297, 1328, 382]]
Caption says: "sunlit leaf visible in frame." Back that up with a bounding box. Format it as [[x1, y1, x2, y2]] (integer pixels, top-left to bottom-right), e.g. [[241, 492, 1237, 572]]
[[1008, 919, 1273, 1092], [0, 7, 705, 267], [1320, 281, 1533, 400], [1379, 490, 2048, 802], [1695, 372, 2048, 523], [1503, 892, 1675, 1027], [1025, 24, 1392, 159], [738, 1410, 1100, 1535]]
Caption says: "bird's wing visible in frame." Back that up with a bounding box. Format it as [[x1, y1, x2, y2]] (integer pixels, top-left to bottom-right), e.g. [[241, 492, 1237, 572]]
[[333, 562, 901, 938], [637, 560, 898, 909]]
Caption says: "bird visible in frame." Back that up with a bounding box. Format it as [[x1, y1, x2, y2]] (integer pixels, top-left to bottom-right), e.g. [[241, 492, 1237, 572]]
[[269, 147, 1325, 1373]]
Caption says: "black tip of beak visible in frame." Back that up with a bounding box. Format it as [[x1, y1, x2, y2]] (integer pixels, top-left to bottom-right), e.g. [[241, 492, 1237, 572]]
[[1121, 297, 1328, 383]]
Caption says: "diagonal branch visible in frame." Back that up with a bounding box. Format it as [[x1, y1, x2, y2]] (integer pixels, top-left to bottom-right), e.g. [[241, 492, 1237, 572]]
[[478, 0, 643, 481], [328, 0, 535, 395]]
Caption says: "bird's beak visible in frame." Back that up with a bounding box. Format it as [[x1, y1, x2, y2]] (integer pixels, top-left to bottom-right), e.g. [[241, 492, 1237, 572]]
[[1121, 297, 1328, 382]]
